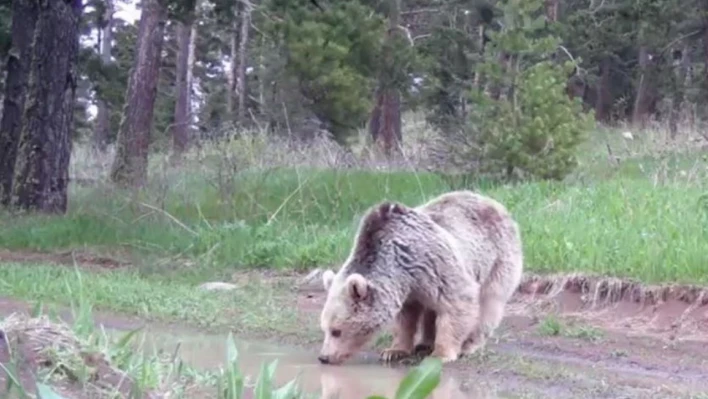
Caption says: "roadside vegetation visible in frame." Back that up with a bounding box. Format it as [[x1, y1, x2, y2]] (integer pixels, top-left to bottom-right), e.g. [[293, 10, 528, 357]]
[[0, 285, 443, 399]]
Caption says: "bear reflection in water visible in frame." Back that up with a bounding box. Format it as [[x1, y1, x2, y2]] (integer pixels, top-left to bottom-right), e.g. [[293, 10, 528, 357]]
[[317, 364, 498, 399]]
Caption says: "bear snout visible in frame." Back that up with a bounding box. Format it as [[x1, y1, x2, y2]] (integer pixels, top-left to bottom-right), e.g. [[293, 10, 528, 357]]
[[318, 352, 348, 365]]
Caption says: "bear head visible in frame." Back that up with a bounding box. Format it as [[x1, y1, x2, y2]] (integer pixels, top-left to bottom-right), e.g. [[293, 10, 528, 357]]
[[317, 201, 415, 365], [317, 269, 380, 365]]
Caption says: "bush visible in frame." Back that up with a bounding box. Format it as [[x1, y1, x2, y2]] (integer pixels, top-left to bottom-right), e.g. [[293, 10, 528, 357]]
[[433, 0, 595, 181], [264, 0, 385, 145], [470, 60, 595, 180]]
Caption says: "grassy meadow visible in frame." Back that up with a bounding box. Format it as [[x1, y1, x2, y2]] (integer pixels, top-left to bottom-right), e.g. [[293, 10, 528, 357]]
[[0, 112, 707, 397], [1, 113, 707, 331]]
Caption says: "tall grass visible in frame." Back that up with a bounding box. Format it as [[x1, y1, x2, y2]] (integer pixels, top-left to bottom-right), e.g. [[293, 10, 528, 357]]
[[1, 111, 707, 284], [1, 168, 706, 283]]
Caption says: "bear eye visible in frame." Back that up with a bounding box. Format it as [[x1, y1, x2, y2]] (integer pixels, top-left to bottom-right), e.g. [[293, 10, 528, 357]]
[[331, 329, 342, 338]]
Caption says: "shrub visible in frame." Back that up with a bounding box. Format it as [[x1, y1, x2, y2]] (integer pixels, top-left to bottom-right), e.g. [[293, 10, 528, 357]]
[[433, 0, 595, 181]]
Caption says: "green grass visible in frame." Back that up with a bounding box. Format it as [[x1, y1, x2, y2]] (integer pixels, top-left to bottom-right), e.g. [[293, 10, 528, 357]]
[[0, 262, 308, 338], [2, 164, 707, 284], [2, 123, 708, 286]]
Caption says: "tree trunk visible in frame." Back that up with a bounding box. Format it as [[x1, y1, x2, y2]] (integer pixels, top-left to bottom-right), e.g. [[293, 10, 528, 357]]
[[186, 13, 197, 117], [369, 0, 402, 158], [544, 0, 559, 22], [109, 0, 167, 187], [227, 14, 239, 118], [10, 0, 82, 213], [235, 0, 252, 126], [595, 56, 611, 122], [0, 0, 38, 206], [258, 35, 266, 114], [487, 52, 509, 101], [93, 0, 114, 153], [369, 88, 402, 155], [632, 45, 651, 127], [185, 9, 198, 142], [473, 25, 485, 90], [668, 46, 690, 139], [171, 18, 193, 159]]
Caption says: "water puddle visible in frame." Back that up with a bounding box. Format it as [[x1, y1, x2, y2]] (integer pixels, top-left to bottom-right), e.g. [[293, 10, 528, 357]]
[[107, 326, 487, 399]]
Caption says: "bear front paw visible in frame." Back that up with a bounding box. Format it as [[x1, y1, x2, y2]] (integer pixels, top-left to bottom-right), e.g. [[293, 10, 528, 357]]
[[380, 348, 412, 363], [413, 343, 433, 356]]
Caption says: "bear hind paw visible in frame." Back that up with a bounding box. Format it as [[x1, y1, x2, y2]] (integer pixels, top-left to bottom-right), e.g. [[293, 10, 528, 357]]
[[429, 347, 459, 363]]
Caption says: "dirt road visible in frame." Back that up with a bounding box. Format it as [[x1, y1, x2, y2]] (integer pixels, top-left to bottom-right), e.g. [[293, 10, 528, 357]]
[[0, 270, 708, 398], [296, 273, 708, 398], [0, 261, 707, 398]]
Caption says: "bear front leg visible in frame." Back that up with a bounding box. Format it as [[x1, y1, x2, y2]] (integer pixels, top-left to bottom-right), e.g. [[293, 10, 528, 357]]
[[381, 301, 423, 363], [414, 309, 436, 356]]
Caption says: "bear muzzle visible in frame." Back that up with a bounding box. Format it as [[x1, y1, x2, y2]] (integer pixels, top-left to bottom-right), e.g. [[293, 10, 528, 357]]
[[317, 352, 349, 365]]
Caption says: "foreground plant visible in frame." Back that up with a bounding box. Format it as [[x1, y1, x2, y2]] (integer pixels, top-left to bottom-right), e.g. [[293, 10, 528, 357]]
[[0, 272, 444, 398]]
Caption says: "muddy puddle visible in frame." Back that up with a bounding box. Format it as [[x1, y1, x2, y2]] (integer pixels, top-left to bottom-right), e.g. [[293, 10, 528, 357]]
[[107, 326, 490, 399]]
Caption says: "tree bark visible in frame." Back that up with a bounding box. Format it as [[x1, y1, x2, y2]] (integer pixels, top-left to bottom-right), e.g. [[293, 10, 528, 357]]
[[473, 25, 485, 90], [227, 13, 239, 118], [369, 88, 401, 155], [632, 45, 651, 127], [9, 0, 82, 213], [669, 45, 689, 139], [544, 0, 559, 22], [369, 0, 403, 158], [186, 11, 198, 117], [93, 0, 114, 153], [109, 0, 167, 187], [171, 18, 193, 158], [0, 0, 38, 206], [235, 0, 252, 126], [595, 56, 611, 122]]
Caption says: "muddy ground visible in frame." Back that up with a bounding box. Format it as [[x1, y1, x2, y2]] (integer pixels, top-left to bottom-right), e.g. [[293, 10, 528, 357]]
[[0, 251, 707, 398]]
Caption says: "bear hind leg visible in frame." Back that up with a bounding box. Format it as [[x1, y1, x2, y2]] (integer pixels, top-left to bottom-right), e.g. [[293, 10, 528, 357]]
[[381, 300, 423, 363], [461, 267, 519, 356], [460, 292, 507, 356], [430, 285, 481, 363]]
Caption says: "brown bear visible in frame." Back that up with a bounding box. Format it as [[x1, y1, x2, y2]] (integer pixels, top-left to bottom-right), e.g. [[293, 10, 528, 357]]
[[317, 190, 524, 365]]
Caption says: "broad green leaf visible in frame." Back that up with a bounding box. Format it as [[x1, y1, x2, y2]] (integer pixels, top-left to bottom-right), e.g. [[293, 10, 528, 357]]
[[226, 332, 239, 364], [254, 359, 279, 399], [394, 357, 442, 399], [272, 377, 301, 399]]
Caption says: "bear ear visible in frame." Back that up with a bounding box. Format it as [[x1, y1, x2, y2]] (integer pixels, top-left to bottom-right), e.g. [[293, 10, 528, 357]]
[[322, 269, 336, 291], [345, 273, 369, 302], [379, 202, 409, 218]]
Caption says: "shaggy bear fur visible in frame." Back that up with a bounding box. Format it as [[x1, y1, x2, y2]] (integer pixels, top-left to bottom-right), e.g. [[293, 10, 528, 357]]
[[317, 190, 524, 365]]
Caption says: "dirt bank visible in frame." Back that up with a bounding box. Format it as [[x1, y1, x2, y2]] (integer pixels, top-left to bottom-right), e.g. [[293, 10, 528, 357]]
[[297, 271, 708, 398]]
